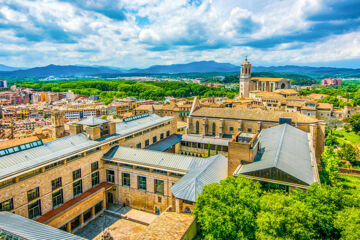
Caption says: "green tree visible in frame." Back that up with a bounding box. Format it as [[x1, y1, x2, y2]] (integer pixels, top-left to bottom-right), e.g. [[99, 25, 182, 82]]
[[194, 177, 262, 240], [325, 135, 339, 146], [337, 143, 358, 164], [113, 114, 118, 119], [256, 192, 316, 239], [101, 115, 107, 120], [334, 208, 360, 240], [321, 147, 339, 185], [349, 113, 360, 133]]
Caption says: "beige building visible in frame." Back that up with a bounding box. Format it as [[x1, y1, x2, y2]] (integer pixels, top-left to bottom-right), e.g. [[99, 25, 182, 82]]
[[239, 58, 291, 98]]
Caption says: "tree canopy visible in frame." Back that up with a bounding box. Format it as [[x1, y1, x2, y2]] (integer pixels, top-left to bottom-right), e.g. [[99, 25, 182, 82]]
[[195, 176, 360, 240], [20, 80, 238, 103]]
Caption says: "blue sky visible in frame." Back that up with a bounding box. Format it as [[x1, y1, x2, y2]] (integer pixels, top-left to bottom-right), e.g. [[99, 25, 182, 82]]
[[0, 0, 360, 68]]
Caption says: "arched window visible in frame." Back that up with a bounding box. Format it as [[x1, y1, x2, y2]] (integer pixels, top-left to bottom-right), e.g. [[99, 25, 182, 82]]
[[281, 83, 286, 89], [196, 121, 200, 134], [212, 122, 216, 136]]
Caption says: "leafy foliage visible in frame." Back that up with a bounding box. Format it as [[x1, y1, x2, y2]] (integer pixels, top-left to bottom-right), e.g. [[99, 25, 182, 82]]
[[195, 176, 360, 240], [349, 113, 360, 133], [337, 143, 358, 163], [20, 80, 238, 103], [194, 177, 262, 239], [321, 147, 339, 185]]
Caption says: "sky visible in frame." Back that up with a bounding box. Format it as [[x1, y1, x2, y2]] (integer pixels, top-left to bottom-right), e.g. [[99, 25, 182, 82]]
[[0, 0, 360, 68]]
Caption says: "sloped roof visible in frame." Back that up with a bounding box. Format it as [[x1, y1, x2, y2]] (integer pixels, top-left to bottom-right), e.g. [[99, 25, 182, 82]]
[[103, 146, 211, 172], [76, 116, 109, 126], [251, 77, 287, 82], [116, 114, 173, 136], [146, 134, 183, 152], [190, 107, 318, 123], [0, 134, 98, 180], [171, 154, 228, 202], [0, 136, 40, 150], [0, 212, 85, 240], [181, 134, 229, 146], [235, 124, 316, 186]]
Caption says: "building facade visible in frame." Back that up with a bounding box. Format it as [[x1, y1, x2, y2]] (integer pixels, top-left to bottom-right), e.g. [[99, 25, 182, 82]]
[[239, 58, 291, 98]]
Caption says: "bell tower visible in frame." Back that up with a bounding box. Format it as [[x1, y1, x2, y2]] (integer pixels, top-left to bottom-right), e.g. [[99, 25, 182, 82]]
[[52, 110, 65, 138], [239, 57, 251, 98]]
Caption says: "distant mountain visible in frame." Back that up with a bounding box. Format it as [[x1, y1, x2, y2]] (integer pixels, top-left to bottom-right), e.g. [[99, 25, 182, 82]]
[[0, 61, 358, 79], [0, 64, 24, 72], [128, 61, 239, 74], [251, 65, 360, 78], [0, 64, 121, 78]]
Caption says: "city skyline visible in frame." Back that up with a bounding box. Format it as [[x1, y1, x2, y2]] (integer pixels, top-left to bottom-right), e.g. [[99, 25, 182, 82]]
[[0, 0, 359, 68]]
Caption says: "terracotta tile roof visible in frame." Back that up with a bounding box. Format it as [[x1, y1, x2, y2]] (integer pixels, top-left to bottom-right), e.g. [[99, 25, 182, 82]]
[[317, 103, 333, 110], [191, 107, 318, 123], [274, 89, 298, 94], [135, 212, 195, 240], [251, 77, 287, 82], [307, 93, 328, 100], [0, 136, 40, 150], [36, 182, 113, 224]]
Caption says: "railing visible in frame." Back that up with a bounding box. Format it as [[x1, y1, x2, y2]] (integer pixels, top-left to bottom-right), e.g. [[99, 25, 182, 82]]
[[339, 167, 360, 176]]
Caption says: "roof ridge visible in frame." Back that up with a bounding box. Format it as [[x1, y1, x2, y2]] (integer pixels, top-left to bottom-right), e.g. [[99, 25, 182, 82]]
[[273, 124, 287, 168], [193, 155, 219, 182]]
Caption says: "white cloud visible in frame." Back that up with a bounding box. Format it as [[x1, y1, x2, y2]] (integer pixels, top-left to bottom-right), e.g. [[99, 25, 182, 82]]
[[0, 0, 358, 68]]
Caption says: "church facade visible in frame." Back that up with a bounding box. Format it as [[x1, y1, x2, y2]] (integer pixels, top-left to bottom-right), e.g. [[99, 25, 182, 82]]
[[239, 58, 291, 98]]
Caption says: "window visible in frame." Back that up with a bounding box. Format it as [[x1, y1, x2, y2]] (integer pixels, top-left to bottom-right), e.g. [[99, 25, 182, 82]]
[[52, 190, 63, 208], [92, 172, 99, 187], [248, 128, 252, 133], [122, 173, 130, 187], [160, 133, 164, 139], [27, 187, 39, 202], [106, 170, 115, 183], [73, 180, 82, 197], [229, 127, 234, 132], [153, 136, 157, 143], [153, 169, 167, 175], [136, 143, 141, 148], [91, 162, 99, 172], [166, 130, 170, 137], [195, 121, 199, 134], [138, 176, 147, 191], [212, 122, 216, 135], [145, 139, 149, 146], [51, 177, 62, 191], [0, 198, 13, 211], [158, 196, 162, 203], [72, 169, 81, 180], [28, 200, 41, 219], [45, 161, 64, 171], [155, 179, 164, 194]]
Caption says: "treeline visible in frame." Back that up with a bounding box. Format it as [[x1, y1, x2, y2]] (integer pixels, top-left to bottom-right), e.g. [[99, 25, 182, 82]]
[[300, 85, 360, 107], [20, 80, 238, 104], [205, 72, 319, 86]]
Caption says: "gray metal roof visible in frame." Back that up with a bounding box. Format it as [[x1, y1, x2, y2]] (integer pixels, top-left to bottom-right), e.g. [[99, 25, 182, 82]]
[[103, 146, 211, 172], [0, 134, 98, 180], [235, 124, 316, 185], [181, 134, 229, 146], [116, 114, 173, 136], [77, 116, 109, 126], [171, 154, 228, 202], [146, 134, 182, 151], [0, 212, 86, 240]]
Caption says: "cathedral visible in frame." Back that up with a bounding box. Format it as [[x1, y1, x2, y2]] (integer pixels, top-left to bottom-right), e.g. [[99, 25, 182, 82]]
[[239, 58, 291, 98]]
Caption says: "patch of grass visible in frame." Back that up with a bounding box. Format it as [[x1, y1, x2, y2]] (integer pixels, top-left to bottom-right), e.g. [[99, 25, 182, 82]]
[[332, 129, 360, 145], [338, 174, 360, 190]]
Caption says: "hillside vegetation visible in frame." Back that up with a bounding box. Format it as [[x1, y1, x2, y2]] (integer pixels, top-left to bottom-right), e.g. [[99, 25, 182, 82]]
[[20, 80, 238, 104]]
